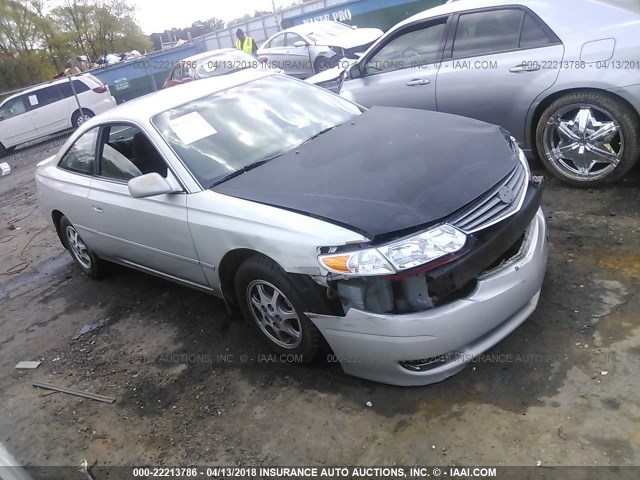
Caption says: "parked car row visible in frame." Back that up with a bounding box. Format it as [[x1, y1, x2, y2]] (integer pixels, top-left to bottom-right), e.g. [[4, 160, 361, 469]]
[[37, 67, 547, 386], [27, 0, 640, 386]]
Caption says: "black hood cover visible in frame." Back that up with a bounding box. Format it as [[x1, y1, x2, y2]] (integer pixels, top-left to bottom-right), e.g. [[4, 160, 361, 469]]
[[213, 106, 518, 240]]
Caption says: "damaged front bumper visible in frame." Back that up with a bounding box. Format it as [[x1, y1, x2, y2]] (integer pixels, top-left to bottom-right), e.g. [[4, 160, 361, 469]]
[[306, 208, 548, 386]]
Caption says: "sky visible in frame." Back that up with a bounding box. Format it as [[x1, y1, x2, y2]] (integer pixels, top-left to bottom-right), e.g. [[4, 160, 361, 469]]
[[132, 0, 292, 34]]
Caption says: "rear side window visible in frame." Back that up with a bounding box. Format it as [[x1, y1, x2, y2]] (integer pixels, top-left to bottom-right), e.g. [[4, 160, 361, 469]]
[[268, 34, 285, 48], [519, 13, 555, 49], [58, 80, 90, 98], [58, 128, 98, 175], [35, 85, 63, 108], [453, 9, 524, 58]]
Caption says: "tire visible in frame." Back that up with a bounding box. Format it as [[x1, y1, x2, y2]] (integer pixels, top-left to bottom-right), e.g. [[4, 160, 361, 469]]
[[234, 255, 324, 363], [59, 216, 108, 279], [71, 108, 95, 128], [0, 143, 6, 158], [314, 56, 334, 74], [535, 91, 640, 188]]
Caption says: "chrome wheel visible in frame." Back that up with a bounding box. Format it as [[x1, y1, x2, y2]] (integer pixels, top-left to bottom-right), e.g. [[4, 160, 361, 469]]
[[65, 225, 91, 269], [543, 104, 623, 182], [246, 280, 302, 349]]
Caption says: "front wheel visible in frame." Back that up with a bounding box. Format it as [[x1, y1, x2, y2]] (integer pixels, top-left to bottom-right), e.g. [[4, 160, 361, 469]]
[[536, 91, 640, 188], [60, 216, 108, 279], [234, 255, 324, 363]]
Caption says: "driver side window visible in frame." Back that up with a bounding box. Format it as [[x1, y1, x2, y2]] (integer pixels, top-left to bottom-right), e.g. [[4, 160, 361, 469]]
[[58, 128, 99, 175], [171, 64, 183, 81], [365, 20, 447, 74], [97, 124, 168, 181], [285, 33, 306, 47]]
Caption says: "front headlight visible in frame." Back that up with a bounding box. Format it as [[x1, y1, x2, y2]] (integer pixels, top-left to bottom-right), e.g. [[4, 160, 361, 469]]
[[318, 224, 467, 277], [511, 136, 531, 178]]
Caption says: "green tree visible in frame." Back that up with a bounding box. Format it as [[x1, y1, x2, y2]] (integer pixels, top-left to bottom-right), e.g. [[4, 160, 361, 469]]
[[0, 0, 55, 91]]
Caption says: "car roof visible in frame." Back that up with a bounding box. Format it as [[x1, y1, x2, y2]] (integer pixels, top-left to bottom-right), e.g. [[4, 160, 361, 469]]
[[178, 48, 239, 63], [88, 69, 276, 125], [1, 74, 92, 104], [396, 0, 639, 38]]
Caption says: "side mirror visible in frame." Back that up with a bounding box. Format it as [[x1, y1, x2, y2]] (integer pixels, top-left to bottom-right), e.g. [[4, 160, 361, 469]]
[[293, 40, 308, 48], [128, 173, 178, 198], [347, 63, 362, 80]]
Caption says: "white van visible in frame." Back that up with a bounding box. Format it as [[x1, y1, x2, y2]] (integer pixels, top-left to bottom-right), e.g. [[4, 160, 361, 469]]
[[0, 74, 116, 157]]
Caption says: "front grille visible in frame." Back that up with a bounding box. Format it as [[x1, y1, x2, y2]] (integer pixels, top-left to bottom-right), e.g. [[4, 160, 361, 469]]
[[451, 162, 528, 233]]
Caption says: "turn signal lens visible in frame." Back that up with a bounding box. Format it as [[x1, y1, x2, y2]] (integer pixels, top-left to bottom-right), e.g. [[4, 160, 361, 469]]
[[320, 255, 350, 272], [319, 249, 394, 276]]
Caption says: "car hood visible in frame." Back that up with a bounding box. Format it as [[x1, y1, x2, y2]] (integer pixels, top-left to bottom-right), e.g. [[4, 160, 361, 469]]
[[318, 28, 382, 49], [212, 106, 518, 240]]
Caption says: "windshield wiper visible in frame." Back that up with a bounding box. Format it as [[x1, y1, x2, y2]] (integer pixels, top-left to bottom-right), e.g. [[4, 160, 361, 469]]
[[209, 154, 283, 188], [303, 126, 336, 144]]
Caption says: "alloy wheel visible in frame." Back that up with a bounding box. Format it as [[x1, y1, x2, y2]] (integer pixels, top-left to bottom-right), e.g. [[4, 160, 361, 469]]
[[65, 225, 91, 269], [246, 280, 302, 349]]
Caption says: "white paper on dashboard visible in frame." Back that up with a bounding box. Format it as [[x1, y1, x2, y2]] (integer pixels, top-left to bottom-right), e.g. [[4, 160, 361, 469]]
[[28, 95, 39, 106], [169, 112, 218, 145]]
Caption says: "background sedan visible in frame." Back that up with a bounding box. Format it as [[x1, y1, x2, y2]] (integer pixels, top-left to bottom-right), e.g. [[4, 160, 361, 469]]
[[308, 0, 640, 188], [258, 21, 382, 77]]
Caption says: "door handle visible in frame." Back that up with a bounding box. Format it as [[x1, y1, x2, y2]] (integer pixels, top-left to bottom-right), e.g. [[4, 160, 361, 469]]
[[406, 78, 431, 86], [91, 205, 103, 213], [509, 64, 541, 73]]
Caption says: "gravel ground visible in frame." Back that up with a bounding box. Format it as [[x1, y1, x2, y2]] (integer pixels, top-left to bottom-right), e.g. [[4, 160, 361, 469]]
[[0, 142, 639, 476]]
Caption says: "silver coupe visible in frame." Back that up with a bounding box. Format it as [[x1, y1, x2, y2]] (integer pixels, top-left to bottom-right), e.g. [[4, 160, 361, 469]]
[[36, 70, 547, 386]]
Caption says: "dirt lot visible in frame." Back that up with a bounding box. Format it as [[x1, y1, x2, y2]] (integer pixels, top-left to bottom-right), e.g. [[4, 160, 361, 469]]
[[0, 139, 639, 474]]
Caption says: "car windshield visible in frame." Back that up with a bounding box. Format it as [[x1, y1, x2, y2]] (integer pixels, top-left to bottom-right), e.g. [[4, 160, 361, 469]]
[[196, 51, 258, 78], [152, 74, 362, 187], [305, 22, 354, 43]]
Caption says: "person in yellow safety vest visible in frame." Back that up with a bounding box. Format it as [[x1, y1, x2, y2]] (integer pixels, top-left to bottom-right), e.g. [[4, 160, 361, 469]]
[[235, 29, 258, 56]]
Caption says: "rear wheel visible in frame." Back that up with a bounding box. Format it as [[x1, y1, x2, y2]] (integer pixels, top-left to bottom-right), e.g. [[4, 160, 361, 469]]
[[536, 91, 640, 187], [234, 255, 324, 363], [0, 143, 7, 158], [72, 108, 95, 128], [60, 216, 108, 279]]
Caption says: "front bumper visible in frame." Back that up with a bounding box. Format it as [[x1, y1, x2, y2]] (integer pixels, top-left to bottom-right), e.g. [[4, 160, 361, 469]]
[[307, 208, 548, 386]]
